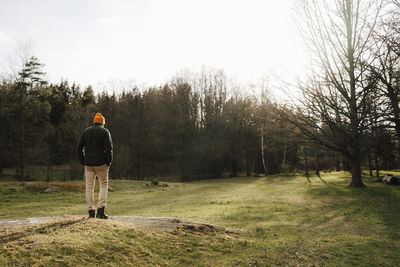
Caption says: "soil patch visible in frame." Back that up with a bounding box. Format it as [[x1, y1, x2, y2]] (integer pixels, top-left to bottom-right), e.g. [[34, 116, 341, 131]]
[[23, 182, 85, 192], [19, 182, 114, 193], [0, 216, 239, 234]]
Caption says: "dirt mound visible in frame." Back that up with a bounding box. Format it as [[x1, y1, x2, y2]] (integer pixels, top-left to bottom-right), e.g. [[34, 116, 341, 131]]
[[0, 216, 81, 228], [0, 217, 84, 244], [20, 182, 114, 193], [110, 216, 239, 234], [22, 182, 85, 192], [177, 222, 238, 234], [0, 216, 239, 234]]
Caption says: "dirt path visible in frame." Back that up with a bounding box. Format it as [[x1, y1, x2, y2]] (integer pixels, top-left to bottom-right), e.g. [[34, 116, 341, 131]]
[[0, 216, 239, 233]]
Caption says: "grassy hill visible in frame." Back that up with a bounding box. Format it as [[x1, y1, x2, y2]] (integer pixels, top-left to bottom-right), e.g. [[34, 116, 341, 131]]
[[0, 172, 399, 266]]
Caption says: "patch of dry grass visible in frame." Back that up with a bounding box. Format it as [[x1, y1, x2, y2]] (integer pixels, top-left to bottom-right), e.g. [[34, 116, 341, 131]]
[[24, 182, 85, 192]]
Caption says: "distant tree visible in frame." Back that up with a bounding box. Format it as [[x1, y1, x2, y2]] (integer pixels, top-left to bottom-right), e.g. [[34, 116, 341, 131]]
[[171, 82, 199, 178], [15, 56, 48, 178], [65, 83, 88, 179], [0, 80, 17, 175], [82, 86, 95, 108], [255, 78, 273, 175], [43, 82, 70, 181]]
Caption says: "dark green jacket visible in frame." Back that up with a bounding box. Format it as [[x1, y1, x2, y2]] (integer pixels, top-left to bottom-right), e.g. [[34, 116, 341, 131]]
[[78, 124, 113, 166]]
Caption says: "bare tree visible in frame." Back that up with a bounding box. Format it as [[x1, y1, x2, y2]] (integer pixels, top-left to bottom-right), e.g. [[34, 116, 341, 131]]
[[291, 0, 383, 187], [369, 1, 400, 141], [258, 77, 272, 175]]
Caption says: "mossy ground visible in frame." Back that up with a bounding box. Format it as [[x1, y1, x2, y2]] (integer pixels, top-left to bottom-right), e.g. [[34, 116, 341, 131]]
[[0, 171, 399, 266]]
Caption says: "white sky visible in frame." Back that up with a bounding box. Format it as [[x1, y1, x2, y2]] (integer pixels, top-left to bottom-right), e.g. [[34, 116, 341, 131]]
[[0, 0, 307, 92]]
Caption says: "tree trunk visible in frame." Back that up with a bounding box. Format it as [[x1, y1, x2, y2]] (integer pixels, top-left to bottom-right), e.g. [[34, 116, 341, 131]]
[[282, 138, 287, 170], [336, 155, 341, 171], [246, 157, 251, 177], [304, 146, 309, 176], [46, 164, 51, 182], [231, 160, 239, 177], [260, 127, 267, 174], [375, 151, 380, 177], [290, 160, 298, 174], [345, 0, 364, 188], [314, 151, 320, 176], [47, 137, 54, 183], [349, 154, 365, 187], [368, 154, 373, 177], [70, 161, 74, 180]]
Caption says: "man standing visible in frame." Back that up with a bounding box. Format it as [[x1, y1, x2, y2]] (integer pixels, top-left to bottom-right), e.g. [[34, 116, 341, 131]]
[[78, 113, 113, 219]]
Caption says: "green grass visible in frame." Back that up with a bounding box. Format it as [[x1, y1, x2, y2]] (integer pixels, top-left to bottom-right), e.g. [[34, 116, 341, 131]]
[[2, 165, 79, 181], [0, 171, 399, 266]]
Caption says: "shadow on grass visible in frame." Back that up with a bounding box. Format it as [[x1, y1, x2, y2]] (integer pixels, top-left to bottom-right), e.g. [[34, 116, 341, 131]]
[[221, 174, 399, 242], [303, 181, 400, 237], [316, 173, 327, 184]]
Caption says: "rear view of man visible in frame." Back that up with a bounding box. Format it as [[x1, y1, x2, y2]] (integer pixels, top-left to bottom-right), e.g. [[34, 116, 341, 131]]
[[78, 113, 113, 219]]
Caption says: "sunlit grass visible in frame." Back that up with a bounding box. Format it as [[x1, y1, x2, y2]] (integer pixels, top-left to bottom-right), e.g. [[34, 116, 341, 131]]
[[0, 171, 399, 266]]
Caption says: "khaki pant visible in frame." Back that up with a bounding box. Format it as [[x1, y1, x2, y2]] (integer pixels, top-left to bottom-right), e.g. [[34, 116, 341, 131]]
[[85, 164, 109, 210]]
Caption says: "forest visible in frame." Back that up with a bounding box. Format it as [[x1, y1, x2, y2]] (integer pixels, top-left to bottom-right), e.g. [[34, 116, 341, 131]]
[[0, 0, 400, 188], [0, 64, 309, 181]]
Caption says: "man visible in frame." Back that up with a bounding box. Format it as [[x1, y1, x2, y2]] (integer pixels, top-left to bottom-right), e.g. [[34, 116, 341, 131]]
[[78, 113, 113, 219]]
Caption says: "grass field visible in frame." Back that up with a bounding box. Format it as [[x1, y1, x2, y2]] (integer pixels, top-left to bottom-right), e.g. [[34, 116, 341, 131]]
[[0, 172, 399, 266]]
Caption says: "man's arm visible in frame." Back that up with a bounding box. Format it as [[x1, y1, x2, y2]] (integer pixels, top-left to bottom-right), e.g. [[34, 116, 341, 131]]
[[77, 132, 85, 165], [104, 130, 113, 166]]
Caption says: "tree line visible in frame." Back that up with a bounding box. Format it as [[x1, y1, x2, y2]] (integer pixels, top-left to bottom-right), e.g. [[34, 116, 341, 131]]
[[0, 62, 307, 181]]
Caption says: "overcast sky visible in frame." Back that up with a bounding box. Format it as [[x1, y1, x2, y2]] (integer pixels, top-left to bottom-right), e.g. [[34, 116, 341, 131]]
[[0, 0, 307, 91]]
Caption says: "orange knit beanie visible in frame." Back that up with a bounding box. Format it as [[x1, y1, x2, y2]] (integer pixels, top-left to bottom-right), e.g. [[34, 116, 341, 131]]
[[93, 113, 105, 124]]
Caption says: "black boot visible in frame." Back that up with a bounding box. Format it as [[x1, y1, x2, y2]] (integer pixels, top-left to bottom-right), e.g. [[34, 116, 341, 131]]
[[88, 209, 95, 219], [96, 207, 108, 219]]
